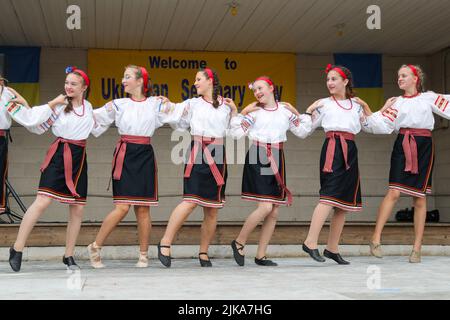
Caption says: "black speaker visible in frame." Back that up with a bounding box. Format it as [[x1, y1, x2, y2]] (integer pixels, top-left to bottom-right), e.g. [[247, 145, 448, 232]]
[[395, 207, 440, 222]]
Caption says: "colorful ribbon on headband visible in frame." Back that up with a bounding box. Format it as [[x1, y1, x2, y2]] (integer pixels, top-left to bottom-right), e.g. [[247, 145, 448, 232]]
[[204, 67, 215, 85], [65, 66, 90, 87], [325, 64, 347, 80], [140, 67, 149, 92]]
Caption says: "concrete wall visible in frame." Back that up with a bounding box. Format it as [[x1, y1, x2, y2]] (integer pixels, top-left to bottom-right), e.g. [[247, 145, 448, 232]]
[[6, 48, 450, 223]]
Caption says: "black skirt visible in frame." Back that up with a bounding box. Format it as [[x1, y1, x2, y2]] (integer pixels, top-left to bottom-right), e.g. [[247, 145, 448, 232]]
[[319, 137, 362, 212], [388, 134, 434, 198], [112, 143, 158, 206], [183, 140, 227, 208], [38, 143, 87, 205], [0, 135, 8, 212], [242, 143, 289, 205]]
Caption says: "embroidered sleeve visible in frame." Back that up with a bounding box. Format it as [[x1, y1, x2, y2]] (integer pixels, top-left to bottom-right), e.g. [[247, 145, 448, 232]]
[[5, 101, 59, 135], [227, 113, 255, 139], [91, 100, 117, 137], [288, 113, 312, 138], [430, 92, 450, 120], [363, 109, 395, 134], [168, 100, 192, 131], [156, 100, 188, 128], [311, 106, 325, 131]]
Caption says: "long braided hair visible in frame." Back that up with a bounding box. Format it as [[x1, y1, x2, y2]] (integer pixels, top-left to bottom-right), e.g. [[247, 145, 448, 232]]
[[200, 68, 221, 108]]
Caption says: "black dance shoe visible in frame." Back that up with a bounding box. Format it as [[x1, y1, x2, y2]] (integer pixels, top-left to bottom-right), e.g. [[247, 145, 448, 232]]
[[157, 243, 172, 268], [198, 252, 212, 267], [63, 256, 80, 270], [9, 247, 23, 272], [254, 256, 278, 266], [323, 249, 350, 265], [302, 243, 325, 262], [231, 240, 245, 266]]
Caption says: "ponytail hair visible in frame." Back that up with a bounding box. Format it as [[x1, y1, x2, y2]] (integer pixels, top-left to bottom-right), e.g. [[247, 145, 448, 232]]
[[200, 67, 220, 108]]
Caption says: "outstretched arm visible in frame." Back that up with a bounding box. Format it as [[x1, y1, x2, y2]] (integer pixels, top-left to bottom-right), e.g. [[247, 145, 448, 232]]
[[7, 94, 67, 132], [226, 102, 258, 140], [353, 97, 373, 116], [362, 97, 398, 134], [90, 101, 117, 137], [288, 112, 312, 139], [6, 87, 30, 108], [306, 99, 325, 132], [429, 92, 450, 120], [282, 102, 300, 116], [240, 101, 261, 116]]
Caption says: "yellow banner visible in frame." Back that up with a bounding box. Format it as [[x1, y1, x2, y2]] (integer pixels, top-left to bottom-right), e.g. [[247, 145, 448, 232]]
[[8, 83, 40, 106], [87, 49, 296, 109], [354, 88, 385, 112]]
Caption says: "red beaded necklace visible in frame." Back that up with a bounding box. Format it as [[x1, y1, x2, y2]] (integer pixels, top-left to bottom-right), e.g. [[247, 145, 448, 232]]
[[202, 96, 223, 106], [402, 92, 420, 99], [332, 95, 352, 110], [130, 96, 147, 102], [72, 99, 85, 117], [262, 101, 279, 111]]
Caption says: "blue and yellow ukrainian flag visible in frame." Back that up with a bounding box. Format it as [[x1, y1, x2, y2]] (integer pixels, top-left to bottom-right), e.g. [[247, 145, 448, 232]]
[[334, 53, 384, 111], [0, 46, 40, 105]]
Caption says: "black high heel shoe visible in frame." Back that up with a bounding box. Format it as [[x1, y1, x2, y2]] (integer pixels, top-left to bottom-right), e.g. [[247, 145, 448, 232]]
[[302, 243, 325, 262], [198, 252, 212, 267], [323, 249, 350, 265], [9, 247, 23, 272], [231, 240, 245, 266], [158, 243, 172, 268], [63, 256, 80, 270]]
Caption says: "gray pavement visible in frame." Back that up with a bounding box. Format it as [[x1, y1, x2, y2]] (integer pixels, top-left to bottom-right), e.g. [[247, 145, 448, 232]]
[[1, 256, 450, 300]]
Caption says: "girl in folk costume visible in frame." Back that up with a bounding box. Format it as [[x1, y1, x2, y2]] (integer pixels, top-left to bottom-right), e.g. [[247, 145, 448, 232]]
[[7, 67, 95, 272], [228, 76, 312, 266], [87, 65, 181, 268], [368, 65, 450, 263], [0, 80, 54, 216], [302, 64, 374, 265], [157, 67, 237, 268]]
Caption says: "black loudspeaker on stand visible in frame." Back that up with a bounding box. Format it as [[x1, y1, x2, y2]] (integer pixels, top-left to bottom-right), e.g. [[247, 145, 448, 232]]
[[0, 179, 27, 223]]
